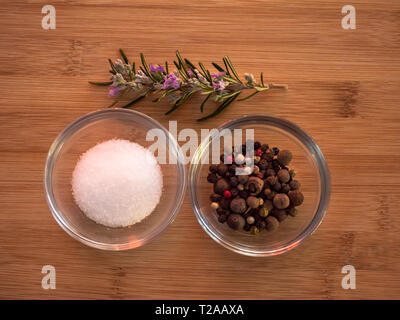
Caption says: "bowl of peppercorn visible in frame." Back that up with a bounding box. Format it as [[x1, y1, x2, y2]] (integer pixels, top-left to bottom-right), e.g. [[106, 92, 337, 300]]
[[188, 115, 330, 256]]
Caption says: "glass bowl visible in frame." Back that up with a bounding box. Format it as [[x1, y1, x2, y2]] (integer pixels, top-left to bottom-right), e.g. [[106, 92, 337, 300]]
[[44, 109, 186, 250], [188, 115, 330, 257]]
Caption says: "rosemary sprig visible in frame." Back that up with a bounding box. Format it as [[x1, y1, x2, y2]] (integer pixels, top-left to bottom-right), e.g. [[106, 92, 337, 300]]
[[89, 49, 287, 121]]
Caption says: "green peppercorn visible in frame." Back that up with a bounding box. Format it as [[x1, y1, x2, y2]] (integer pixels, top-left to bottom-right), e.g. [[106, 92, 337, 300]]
[[250, 226, 260, 235], [259, 207, 270, 217], [289, 169, 296, 178]]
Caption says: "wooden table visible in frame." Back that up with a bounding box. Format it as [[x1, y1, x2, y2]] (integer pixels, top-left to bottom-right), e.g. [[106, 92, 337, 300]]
[[1, 0, 399, 299]]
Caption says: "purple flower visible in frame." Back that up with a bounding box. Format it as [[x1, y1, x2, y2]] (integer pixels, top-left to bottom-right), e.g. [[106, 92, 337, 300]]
[[108, 85, 120, 97], [212, 79, 226, 93], [211, 71, 226, 78], [150, 64, 165, 74], [162, 73, 180, 90], [187, 69, 194, 77]]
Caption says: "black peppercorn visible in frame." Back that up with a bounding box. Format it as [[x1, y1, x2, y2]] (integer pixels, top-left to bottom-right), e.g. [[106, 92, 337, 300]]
[[230, 187, 239, 198], [229, 176, 239, 187], [256, 220, 266, 230], [207, 173, 218, 183], [217, 163, 228, 176], [261, 144, 269, 152], [216, 208, 228, 215], [227, 213, 246, 230], [272, 147, 280, 155], [239, 190, 248, 199], [254, 141, 261, 149], [218, 214, 228, 223], [219, 197, 232, 210], [209, 164, 218, 173], [210, 193, 221, 202], [258, 159, 268, 170], [228, 164, 237, 174], [263, 199, 274, 211], [243, 224, 251, 232]]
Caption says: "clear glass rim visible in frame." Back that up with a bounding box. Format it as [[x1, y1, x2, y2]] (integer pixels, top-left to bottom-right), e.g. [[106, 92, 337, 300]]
[[188, 114, 331, 257], [44, 108, 187, 251]]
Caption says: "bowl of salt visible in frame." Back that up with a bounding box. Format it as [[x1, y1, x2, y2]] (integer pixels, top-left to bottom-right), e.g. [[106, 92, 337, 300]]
[[44, 109, 186, 250]]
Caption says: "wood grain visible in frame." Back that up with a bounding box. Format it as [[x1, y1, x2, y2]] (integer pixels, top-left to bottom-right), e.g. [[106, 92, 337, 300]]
[[0, 0, 399, 299]]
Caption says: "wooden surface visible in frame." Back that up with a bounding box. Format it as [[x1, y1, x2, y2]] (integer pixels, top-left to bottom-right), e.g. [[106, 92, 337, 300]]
[[0, 0, 399, 299]]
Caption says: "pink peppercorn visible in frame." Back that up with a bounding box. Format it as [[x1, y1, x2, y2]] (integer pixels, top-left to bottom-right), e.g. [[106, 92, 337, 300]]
[[225, 155, 233, 164], [256, 148, 262, 156], [223, 190, 232, 198]]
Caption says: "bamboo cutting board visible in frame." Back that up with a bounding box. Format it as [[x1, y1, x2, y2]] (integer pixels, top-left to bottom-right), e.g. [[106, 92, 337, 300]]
[[0, 0, 399, 299]]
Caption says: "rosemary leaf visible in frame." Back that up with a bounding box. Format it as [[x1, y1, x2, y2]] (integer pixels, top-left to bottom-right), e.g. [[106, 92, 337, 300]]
[[197, 92, 241, 122], [89, 81, 112, 86], [223, 56, 241, 82], [132, 62, 136, 73], [176, 51, 189, 77], [200, 93, 212, 112], [120, 95, 145, 109], [165, 91, 194, 115], [184, 58, 196, 70], [106, 100, 119, 108], [119, 48, 129, 64], [212, 62, 225, 72], [165, 61, 169, 74], [223, 59, 231, 76], [108, 59, 117, 74], [260, 72, 265, 87], [237, 90, 259, 101], [199, 62, 211, 82], [140, 53, 155, 80]]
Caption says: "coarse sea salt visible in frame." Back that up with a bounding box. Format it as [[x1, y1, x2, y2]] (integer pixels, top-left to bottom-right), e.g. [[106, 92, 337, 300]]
[[72, 139, 163, 228]]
